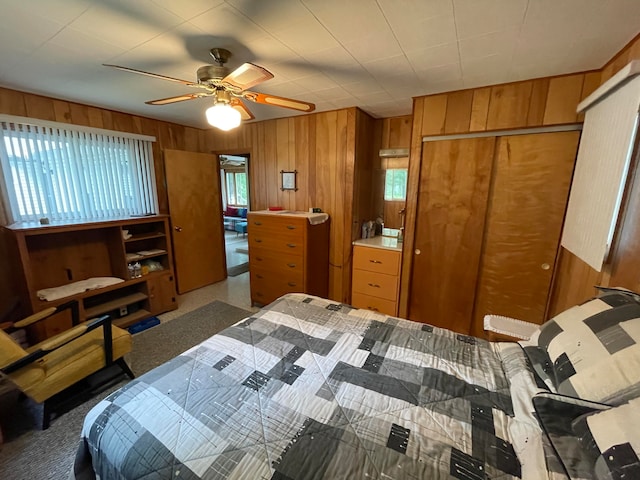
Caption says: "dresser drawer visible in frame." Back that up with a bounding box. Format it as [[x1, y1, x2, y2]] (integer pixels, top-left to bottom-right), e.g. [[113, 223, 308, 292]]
[[251, 267, 304, 304], [248, 215, 305, 241], [351, 292, 397, 317], [352, 269, 399, 301], [249, 248, 304, 277], [248, 234, 305, 256], [353, 246, 400, 276]]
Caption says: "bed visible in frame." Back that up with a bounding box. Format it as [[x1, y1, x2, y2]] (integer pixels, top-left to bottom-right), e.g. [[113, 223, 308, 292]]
[[73, 291, 640, 480]]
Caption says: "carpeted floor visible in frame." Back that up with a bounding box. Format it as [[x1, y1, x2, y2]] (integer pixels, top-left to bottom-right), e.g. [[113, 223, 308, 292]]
[[0, 300, 252, 480]]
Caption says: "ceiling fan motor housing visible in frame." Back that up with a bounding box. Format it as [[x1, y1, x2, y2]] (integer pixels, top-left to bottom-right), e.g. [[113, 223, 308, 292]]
[[197, 65, 228, 85]]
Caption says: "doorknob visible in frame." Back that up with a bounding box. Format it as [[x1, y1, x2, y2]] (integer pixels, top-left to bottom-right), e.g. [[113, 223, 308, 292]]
[[415, 249, 421, 255], [541, 263, 550, 270], [174, 226, 183, 232]]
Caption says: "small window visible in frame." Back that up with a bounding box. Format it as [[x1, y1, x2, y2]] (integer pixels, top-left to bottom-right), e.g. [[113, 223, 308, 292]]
[[225, 171, 247, 206], [384, 169, 408, 201]]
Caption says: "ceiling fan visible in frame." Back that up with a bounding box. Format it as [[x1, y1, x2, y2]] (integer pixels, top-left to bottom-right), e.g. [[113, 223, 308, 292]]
[[104, 48, 315, 130]]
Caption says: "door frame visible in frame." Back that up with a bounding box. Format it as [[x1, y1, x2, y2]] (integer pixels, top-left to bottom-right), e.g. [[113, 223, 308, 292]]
[[213, 148, 254, 212]]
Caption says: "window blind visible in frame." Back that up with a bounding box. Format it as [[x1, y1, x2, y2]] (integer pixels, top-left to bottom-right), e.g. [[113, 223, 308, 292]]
[[561, 65, 640, 271], [0, 119, 158, 224]]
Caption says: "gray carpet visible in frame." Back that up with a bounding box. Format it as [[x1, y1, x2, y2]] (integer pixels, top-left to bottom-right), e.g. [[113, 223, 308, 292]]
[[0, 300, 252, 480]]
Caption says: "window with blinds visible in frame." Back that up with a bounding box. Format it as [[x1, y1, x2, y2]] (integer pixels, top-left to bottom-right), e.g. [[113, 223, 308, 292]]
[[0, 117, 158, 224], [560, 63, 640, 271]]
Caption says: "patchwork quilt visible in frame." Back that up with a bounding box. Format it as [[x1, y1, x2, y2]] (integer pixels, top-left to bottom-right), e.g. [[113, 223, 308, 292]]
[[74, 293, 559, 479]]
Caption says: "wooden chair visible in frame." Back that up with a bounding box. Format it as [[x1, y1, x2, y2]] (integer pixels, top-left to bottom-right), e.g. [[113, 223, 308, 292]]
[[0, 301, 134, 429]]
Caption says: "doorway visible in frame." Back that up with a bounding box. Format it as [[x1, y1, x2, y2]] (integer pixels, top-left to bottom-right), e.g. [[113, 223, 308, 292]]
[[219, 154, 250, 276]]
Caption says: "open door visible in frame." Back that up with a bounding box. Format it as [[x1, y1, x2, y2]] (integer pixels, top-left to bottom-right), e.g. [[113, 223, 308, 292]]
[[165, 149, 226, 293]]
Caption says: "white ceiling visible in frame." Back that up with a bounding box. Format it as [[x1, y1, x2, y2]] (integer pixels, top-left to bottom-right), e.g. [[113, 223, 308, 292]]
[[0, 0, 638, 129]]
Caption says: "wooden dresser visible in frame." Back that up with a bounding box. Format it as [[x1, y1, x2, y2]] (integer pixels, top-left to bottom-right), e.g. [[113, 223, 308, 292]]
[[351, 237, 403, 316], [247, 211, 329, 306]]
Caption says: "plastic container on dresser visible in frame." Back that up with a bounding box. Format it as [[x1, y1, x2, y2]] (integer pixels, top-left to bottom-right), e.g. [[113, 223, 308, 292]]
[[247, 210, 329, 306], [2, 215, 177, 344]]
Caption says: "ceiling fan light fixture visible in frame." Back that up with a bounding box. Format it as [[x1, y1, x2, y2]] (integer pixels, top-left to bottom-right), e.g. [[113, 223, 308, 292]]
[[206, 102, 241, 131]]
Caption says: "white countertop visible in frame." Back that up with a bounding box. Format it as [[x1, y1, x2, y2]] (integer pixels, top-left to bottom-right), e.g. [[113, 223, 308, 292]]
[[353, 236, 403, 252]]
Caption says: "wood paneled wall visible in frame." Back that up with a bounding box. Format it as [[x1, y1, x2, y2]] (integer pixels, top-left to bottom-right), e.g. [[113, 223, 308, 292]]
[[0, 87, 210, 318], [0, 87, 208, 216], [399, 71, 601, 317], [204, 107, 377, 302], [549, 32, 640, 314], [0, 86, 377, 307], [373, 116, 412, 229]]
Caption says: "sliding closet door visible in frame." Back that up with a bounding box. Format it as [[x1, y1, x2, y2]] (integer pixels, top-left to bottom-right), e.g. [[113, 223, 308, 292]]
[[471, 131, 580, 335], [408, 137, 495, 333]]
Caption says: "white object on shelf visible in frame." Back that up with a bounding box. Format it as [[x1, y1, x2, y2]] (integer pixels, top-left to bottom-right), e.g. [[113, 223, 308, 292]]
[[483, 314, 540, 341], [37, 277, 125, 302]]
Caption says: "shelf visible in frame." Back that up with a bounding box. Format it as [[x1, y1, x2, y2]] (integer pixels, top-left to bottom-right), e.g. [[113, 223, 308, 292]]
[[113, 309, 151, 329], [84, 292, 148, 318], [125, 250, 167, 262], [34, 270, 168, 309], [124, 232, 165, 242]]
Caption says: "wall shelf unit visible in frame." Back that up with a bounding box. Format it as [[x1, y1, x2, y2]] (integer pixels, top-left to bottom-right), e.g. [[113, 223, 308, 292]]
[[3, 215, 177, 343]]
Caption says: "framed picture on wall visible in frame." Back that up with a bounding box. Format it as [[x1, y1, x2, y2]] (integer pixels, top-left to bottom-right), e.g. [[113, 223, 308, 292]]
[[281, 170, 298, 191]]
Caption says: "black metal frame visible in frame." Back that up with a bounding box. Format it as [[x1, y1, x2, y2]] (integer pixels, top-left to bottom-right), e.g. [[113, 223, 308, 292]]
[[1, 302, 135, 429]]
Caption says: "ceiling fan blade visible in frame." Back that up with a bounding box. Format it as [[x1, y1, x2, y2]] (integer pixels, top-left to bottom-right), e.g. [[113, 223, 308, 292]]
[[103, 64, 203, 88], [221, 63, 274, 92], [241, 91, 315, 112], [145, 93, 208, 105], [230, 98, 255, 121]]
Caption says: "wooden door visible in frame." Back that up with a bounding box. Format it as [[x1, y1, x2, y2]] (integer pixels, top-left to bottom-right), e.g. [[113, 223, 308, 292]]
[[165, 150, 226, 293], [408, 137, 496, 333], [472, 131, 580, 335]]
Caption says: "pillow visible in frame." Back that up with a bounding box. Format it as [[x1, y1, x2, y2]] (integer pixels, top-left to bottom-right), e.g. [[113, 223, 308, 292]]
[[523, 288, 640, 405], [238, 208, 248, 218], [572, 397, 640, 480], [532, 392, 609, 479], [225, 206, 238, 217]]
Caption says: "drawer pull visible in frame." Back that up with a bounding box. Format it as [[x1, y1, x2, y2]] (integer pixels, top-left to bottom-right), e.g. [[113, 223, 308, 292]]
[[286, 243, 297, 248], [369, 260, 383, 264], [255, 239, 262, 243], [256, 274, 263, 279], [256, 257, 263, 261], [254, 221, 262, 225], [256, 292, 263, 297], [368, 306, 379, 311], [368, 283, 381, 288], [286, 225, 296, 230], [287, 282, 297, 287], [287, 263, 297, 268]]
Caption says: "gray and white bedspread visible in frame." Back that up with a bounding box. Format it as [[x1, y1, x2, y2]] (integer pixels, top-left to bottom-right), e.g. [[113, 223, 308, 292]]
[[74, 293, 557, 480]]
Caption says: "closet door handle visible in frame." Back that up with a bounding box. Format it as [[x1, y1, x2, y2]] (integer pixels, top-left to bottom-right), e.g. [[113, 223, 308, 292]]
[[368, 283, 381, 288]]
